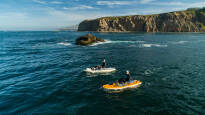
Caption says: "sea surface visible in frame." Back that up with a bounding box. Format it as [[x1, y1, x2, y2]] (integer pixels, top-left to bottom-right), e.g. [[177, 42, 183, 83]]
[[0, 31, 205, 115]]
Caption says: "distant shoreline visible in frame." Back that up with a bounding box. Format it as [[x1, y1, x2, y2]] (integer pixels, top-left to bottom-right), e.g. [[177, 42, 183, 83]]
[[1, 30, 205, 34]]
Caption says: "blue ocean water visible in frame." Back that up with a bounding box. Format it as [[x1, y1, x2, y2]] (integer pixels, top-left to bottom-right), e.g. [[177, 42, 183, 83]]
[[0, 31, 205, 114]]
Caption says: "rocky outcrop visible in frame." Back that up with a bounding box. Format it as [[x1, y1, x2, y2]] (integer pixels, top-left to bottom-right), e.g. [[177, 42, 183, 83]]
[[78, 8, 205, 32], [76, 34, 104, 45]]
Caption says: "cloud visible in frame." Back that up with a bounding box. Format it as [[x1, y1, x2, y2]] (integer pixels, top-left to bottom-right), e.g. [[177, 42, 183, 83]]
[[63, 5, 95, 10], [0, 12, 43, 30], [0, 7, 111, 30], [126, 2, 205, 15], [152, 2, 185, 6], [32, 0, 64, 5], [128, 8, 179, 15], [50, 1, 64, 4], [189, 2, 205, 8], [150, 1, 204, 8], [96, 0, 156, 7], [2, 0, 205, 30], [32, 0, 46, 4], [140, 0, 155, 4], [97, 1, 134, 6]]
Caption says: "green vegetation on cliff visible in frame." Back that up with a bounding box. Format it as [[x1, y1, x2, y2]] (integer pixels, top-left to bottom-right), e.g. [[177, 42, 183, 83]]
[[78, 8, 205, 32]]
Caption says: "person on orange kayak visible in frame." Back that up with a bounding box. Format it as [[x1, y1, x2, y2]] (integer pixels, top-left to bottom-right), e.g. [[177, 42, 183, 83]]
[[101, 59, 106, 68], [118, 78, 126, 84], [125, 70, 131, 82], [115, 70, 131, 85]]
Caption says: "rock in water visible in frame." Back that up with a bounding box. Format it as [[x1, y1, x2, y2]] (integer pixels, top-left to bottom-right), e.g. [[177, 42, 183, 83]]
[[76, 34, 104, 45]]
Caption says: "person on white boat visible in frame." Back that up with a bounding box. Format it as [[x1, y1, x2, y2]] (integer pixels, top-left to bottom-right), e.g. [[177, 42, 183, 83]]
[[92, 65, 101, 70], [101, 59, 106, 68], [91, 59, 106, 70]]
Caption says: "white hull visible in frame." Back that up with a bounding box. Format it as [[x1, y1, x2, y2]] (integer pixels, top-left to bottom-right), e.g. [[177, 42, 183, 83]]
[[84, 68, 116, 73]]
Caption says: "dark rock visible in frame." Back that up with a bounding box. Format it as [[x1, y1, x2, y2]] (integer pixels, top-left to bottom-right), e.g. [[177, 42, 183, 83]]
[[76, 34, 105, 45]]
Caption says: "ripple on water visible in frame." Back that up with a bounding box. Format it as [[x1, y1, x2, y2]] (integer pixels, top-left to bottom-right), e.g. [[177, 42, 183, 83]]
[[0, 32, 205, 114]]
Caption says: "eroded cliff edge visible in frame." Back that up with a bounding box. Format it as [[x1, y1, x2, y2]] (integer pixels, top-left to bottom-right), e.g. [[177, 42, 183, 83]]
[[78, 8, 205, 32]]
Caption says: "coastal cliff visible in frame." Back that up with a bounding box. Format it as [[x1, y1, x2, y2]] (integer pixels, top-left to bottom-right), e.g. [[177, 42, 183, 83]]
[[78, 8, 205, 32]]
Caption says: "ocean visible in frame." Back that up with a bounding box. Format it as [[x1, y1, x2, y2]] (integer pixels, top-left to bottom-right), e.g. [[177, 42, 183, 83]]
[[0, 31, 205, 114]]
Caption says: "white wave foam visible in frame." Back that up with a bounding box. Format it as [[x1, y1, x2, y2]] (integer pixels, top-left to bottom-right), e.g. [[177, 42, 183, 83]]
[[144, 69, 153, 75], [128, 45, 137, 47], [90, 40, 145, 46], [172, 41, 188, 44], [90, 40, 111, 46], [196, 40, 205, 42], [140, 44, 168, 48], [57, 42, 72, 46], [110, 40, 145, 43]]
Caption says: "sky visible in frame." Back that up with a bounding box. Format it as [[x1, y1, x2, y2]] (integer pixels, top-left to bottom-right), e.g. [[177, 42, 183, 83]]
[[0, 0, 204, 30]]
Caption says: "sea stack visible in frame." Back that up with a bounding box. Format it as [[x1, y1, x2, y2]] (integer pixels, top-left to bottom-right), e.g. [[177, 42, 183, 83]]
[[75, 34, 105, 45]]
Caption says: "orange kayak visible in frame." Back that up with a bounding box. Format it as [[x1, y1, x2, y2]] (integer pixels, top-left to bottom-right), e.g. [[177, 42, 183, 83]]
[[103, 80, 142, 90]]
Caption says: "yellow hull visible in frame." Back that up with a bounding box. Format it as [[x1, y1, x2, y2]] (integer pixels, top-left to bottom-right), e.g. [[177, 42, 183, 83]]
[[103, 80, 142, 90]]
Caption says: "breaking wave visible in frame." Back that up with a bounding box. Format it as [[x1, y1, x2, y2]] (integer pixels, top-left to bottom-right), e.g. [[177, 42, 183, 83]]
[[172, 41, 188, 44], [57, 42, 72, 46], [139, 44, 168, 48], [90, 40, 145, 46]]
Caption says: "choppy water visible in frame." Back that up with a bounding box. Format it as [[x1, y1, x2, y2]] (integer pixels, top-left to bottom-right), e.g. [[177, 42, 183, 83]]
[[0, 31, 205, 114]]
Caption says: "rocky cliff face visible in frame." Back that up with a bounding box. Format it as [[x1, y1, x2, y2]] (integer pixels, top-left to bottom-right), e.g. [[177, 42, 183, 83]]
[[78, 8, 205, 32]]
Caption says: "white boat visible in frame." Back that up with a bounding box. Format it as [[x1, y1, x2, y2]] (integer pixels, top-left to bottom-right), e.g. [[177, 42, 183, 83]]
[[84, 68, 116, 73]]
